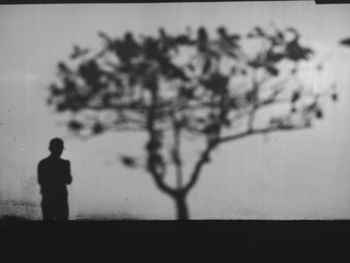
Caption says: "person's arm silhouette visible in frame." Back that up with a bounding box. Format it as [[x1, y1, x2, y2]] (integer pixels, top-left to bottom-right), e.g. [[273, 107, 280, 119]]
[[37, 160, 47, 193], [37, 162, 43, 187], [65, 160, 73, 185]]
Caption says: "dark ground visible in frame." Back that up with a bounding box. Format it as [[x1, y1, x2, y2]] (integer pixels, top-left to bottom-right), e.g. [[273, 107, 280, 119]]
[[1, 219, 349, 262]]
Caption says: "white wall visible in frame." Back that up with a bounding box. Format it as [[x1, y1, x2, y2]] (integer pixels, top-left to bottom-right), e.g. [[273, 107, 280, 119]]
[[0, 2, 350, 219]]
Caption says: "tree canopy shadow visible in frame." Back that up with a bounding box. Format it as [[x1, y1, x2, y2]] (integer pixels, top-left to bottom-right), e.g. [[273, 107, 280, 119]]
[[48, 24, 338, 219]]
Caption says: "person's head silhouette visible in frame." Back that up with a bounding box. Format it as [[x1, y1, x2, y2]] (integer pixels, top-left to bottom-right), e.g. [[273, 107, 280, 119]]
[[49, 138, 64, 157]]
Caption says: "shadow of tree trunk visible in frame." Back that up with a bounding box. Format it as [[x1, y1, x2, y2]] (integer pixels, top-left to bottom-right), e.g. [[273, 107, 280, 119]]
[[174, 194, 189, 220]]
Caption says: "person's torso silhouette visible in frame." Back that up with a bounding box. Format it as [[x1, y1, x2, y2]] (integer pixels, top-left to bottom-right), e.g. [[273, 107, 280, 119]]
[[38, 138, 72, 221]]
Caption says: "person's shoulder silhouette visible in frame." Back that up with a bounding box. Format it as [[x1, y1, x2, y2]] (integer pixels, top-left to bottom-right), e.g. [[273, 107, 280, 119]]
[[38, 138, 72, 191]]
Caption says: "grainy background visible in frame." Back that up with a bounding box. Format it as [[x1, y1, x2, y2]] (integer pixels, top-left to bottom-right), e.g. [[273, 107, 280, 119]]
[[1, 2, 350, 220]]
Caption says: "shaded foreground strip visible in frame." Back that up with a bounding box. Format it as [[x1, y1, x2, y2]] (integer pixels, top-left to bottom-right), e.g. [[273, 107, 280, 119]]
[[1, 220, 350, 262]]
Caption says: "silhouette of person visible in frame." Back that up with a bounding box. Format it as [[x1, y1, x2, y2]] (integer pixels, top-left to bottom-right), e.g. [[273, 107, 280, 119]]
[[37, 138, 72, 221]]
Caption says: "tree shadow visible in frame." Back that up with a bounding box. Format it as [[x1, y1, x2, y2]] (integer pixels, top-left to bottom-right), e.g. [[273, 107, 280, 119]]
[[47, 25, 337, 220]]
